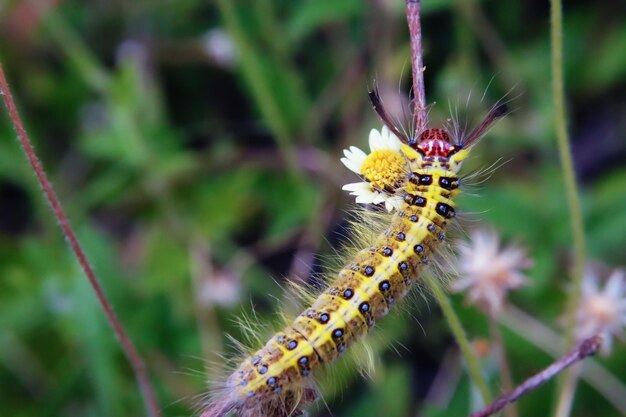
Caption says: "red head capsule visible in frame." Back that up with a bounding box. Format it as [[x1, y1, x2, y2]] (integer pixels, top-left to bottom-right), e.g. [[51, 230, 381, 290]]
[[416, 129, 457, 158]]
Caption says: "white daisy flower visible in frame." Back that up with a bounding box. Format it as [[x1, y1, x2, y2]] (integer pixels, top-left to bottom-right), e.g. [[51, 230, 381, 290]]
[[341, 126, 406, 211], [452, 229, 532, 315], [576, 268, 626, 355]]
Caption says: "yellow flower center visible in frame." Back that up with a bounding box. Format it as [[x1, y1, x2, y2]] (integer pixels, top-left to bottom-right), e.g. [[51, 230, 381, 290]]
[[360, 149, 406, 190]]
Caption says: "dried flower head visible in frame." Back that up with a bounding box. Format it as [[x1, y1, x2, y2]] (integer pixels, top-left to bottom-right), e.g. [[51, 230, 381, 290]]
[[191, 243, 242, 308], [341, 126, 405, 212], [452, 229, 532, 315], [576, 268, 626, 355], [197, 268, 242, 308]]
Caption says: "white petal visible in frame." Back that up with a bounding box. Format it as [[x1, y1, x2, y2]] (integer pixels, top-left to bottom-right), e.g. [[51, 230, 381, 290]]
[[381, 133, 393, 150], [355, 192, 377, 204], [604, 270, 625, 298], [342, 181, 369, 192], [451, 277, 473, 292], [582, 272, 599, 297], [348, 145, 367, 157], [340, 158, 357, 174], [388, 134, 402, 151], [390, 133, 402, 150], [484, 287, 503, 313], [384, 196, 403, 212], [371, 193, 386, 204], [341, 146, 367, 174], [600, 332, 613, 356], [507, 272, 527, 289], [381, 125, 402, 150], [369, 128, 383, 151], [343, 181, 385, 207]]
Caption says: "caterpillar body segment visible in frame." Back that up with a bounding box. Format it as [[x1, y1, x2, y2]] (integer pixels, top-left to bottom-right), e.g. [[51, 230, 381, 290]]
[[202, 97, 508, 417]]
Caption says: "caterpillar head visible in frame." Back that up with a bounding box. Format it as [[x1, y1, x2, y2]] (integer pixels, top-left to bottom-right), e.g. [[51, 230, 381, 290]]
[[368, 88, 509, 173], [403, 128, 468, 173]]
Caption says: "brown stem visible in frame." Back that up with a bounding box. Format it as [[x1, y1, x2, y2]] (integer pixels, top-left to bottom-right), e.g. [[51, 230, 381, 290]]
[[469, 336, 602, 417], [0, 63, 161, 417], [406, 0, 428, 133]]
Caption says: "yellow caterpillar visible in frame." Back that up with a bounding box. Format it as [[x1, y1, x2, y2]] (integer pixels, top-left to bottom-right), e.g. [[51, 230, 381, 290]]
[[201, 89, 509, 417]]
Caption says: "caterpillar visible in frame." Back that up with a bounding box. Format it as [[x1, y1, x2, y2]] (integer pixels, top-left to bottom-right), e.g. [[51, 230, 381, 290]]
[[200, 88, 509, 417]]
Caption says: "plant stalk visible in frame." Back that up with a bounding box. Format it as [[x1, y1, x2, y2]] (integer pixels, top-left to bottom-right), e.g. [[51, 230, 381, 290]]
[[470, 336, 601, 417], [406, 0, 429, 133], [426, 276, 491, 406], [0, 64, 160, 417], [550, 0, 586, 346], [550, 0, 587, 415]]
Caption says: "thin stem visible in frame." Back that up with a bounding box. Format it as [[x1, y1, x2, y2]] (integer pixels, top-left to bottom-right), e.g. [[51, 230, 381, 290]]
[[551, 1, 586, 415], [470, 336, 601, 417], [0, 64, 160, 417], [501, 306, 626, 414], [550, 0, 586, 347], [425, 276, 491, 405], [406, 0, 428, 133], [553, 367, 581, 417], [487, 317, 517, 417]]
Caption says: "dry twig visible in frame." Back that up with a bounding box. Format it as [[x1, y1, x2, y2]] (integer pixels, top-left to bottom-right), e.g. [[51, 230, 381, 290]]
[[406, 0, 428, 133], [469, 336, 602, 417], [0, 63, 161, 417]]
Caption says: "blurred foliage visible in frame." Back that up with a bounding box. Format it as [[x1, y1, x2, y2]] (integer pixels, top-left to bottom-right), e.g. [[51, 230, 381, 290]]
[[1, 0, 625, 416]]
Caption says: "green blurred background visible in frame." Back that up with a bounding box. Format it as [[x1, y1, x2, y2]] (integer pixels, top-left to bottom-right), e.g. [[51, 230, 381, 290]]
[[1, 1, 625, 416]]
